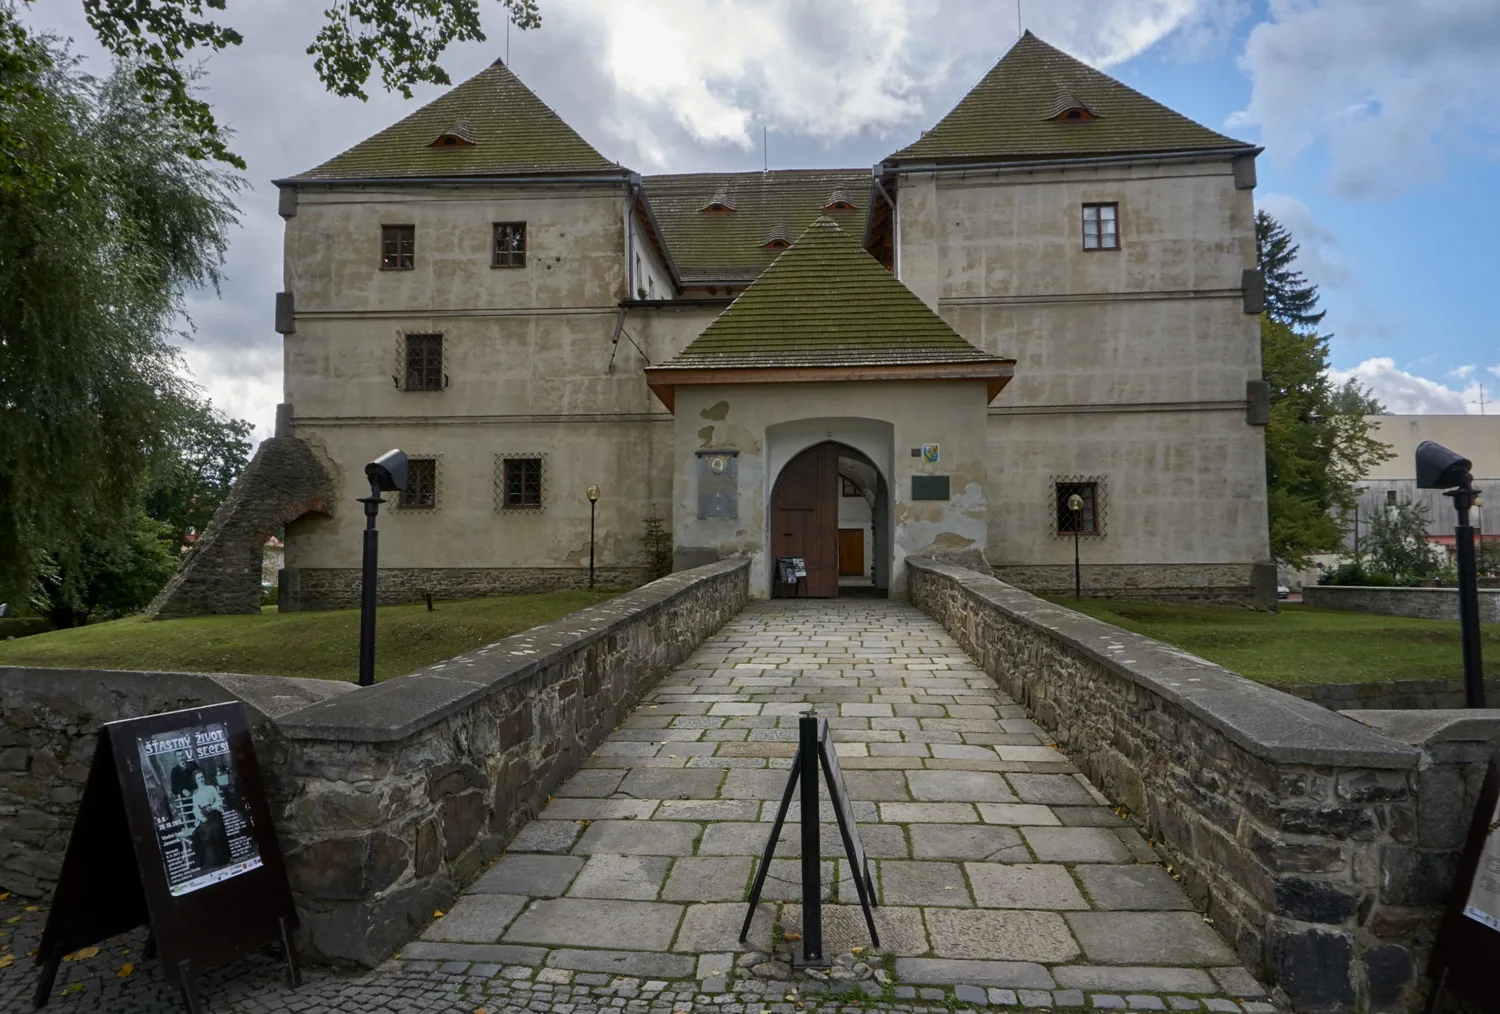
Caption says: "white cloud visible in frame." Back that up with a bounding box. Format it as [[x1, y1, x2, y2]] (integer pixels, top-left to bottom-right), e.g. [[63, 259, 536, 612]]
[[1331, 358, 1500, 415], [1256, 192, 1351, 290], [1231, 0, 1500, 197]]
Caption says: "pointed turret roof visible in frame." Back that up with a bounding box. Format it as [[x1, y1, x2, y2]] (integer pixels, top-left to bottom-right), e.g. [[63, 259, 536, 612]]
[[888, 31, 1249, 164], [646, 218, 1013, 410], [290, 59, 620, 181]]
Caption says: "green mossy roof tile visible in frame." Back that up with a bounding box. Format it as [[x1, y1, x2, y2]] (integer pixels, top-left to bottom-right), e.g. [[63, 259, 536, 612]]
[[642, 169, 871, 283], [888, 31, 1249, 164], [292, 59, 619, 180], [658, 217, 1007, 370]]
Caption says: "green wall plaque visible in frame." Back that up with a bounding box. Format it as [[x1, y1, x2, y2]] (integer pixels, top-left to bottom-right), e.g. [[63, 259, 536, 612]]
[[911, 475, 950, 501]]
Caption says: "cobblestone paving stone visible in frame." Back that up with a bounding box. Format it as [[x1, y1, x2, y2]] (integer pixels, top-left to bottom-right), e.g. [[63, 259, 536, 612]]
[[0, 601, 1288, 1013]]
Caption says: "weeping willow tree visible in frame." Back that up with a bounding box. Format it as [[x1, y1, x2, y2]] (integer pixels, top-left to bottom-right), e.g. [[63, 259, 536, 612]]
[[0, 20, 242, 602]]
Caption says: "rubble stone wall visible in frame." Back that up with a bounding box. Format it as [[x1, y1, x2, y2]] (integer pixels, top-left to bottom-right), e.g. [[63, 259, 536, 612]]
[[1301, 585, 1500, 623], [907, 557, 1500, 1014], [284, 565, 649, 611]]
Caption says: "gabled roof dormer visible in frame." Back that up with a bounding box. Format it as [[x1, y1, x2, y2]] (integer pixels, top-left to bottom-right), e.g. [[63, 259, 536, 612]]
[[824, 188, 858, 211], [429, 118, 477, 147], [700, 188, 735, 213]]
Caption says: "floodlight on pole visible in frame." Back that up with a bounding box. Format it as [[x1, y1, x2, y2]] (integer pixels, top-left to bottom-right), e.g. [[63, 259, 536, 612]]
[[1415, 440, 1484, 707], [358, 449, 408, 688]]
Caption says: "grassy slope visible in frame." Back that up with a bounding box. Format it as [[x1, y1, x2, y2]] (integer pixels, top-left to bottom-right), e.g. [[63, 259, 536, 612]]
[[0, 589, 620, 682], [1046, 598, 1500, 685]]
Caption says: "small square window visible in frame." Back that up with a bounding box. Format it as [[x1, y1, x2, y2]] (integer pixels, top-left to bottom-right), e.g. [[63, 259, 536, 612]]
[[382, 225, 415, 269], [493, 222, 526, 268], [401, 458, 438, 509], [841, 477, 860, 497], [1082, 203, 1119, 251], [1386, 489, 1398, 506], [1056, 481, 1099, 534], [503, 457, 543, 508], [402, 333, 443, 391]]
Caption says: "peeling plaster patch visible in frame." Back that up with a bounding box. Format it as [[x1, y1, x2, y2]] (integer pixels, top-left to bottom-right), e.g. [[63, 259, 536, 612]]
[[700, 400, 730, 421], [925, 532, 977, 551], [697, 425, 715, 447]]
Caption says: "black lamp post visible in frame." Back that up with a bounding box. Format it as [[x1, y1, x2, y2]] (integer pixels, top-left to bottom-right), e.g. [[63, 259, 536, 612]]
[[358, 449, 408, 688], [586, 484, 601, 589], [1416, 440, 1485, 707], [1067, 492, 1084, 600]]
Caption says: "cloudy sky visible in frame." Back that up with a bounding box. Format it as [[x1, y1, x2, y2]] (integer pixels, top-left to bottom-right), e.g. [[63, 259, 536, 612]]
[[27, 0, 1500, 436]]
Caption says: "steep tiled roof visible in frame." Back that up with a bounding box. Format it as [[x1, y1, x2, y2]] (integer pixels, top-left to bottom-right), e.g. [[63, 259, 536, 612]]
[[888, 31, 1249, 164], [641, 170, 870, 283], [290, 59, 619, 181], [654, 217, 1005, 370]]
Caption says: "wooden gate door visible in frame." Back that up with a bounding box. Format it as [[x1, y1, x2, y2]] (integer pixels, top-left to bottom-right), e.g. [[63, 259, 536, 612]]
[[839, 529, 864, 576], [771, 442, 839, 597]]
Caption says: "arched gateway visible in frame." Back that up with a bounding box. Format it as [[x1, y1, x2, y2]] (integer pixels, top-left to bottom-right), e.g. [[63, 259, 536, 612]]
[[646, 217, 1014, 599]]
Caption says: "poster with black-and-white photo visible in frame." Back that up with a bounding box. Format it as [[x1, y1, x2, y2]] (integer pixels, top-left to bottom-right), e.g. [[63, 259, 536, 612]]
[[136, 722, 262, 896]]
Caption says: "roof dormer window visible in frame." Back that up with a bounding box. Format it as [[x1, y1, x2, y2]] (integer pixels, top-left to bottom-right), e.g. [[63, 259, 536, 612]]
[[824, 188, 858, 211], [1044, 89, 1098, 122], [429, 119, 477, 148], [699, 189, 735, 213], [761, 224, 791, 250]]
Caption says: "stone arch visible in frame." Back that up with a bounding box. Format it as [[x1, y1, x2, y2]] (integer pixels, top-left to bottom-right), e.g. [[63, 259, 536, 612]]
[[147, 436, 335, 619]]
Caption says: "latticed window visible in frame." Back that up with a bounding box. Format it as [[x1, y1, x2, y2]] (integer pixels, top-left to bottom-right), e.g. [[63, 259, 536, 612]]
[[403, 333, 443, 391], [503, 457, 543, 508], [1055, 481, 1098, 534], [382, 225, 415, 269], [401, 458, 438, 509], [493, 222, 526, 268], [1082, 203, 1118, 250]]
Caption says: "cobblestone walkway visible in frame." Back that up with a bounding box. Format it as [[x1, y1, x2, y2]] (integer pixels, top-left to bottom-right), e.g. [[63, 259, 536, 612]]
[[0, 600, 1281, 1013]]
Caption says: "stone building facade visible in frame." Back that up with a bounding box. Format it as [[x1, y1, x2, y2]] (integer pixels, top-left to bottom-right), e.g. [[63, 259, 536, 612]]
[[263, 31, 1273, 610]]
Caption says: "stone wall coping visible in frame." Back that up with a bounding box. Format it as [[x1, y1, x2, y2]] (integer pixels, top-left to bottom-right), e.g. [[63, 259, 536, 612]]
[[907, 558, 1421, 770], [275, 559, 750, 743], [1309, 585, 1499, 595], [1342, 709, 1500, 747], [0, 667, 355, 723]]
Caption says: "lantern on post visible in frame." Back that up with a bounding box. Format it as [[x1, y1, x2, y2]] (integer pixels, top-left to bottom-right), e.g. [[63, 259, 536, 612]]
[[586, 484, 601, 589], [358, 449, 408, 688], [1416, 441, 1485, 707], [1067, 492, 1084, 601]]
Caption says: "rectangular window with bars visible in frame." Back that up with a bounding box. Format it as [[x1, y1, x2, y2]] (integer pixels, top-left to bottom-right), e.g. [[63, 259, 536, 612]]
[[402, 333, 443, 391], [493, 222, 526, 268], [1082, 203, 1119, 251], [502, 456, 543, 508], [382, 225, 415, 269], [400, 458, 438, 509], [1055, 481, 1099, 534]]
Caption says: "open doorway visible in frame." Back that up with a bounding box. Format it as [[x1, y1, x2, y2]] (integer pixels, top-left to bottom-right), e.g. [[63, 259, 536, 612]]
[[770, 440, 888, 599]]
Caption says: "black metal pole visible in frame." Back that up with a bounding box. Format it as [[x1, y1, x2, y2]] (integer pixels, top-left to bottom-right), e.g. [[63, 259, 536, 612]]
[[589, 500, 597, 589], [1448, 486, 1485, 707], [1073, 527, 1081, 600], [797, 713, 824, 966], [358, 483, 384, 688]]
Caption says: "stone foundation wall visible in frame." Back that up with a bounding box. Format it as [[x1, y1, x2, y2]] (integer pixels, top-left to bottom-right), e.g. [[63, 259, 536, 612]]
[[991, 561, 1276, 608], [1282, 678, 1500, 712], [283, 565, 651, 611], [1302, 585, 1500, 622], [0, 670, 353, 896], [906, 557, 1500, 1014]]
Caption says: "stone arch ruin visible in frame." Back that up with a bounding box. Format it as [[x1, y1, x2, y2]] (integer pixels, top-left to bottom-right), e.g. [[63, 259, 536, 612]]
[[147, 428, 335, 619]]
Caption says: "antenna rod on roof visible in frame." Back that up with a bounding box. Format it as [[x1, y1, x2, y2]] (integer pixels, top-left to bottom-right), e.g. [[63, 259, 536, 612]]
[[764, 125, 768, 173], [507, 17, 511, 64], [1016, 0, 1022, 36]]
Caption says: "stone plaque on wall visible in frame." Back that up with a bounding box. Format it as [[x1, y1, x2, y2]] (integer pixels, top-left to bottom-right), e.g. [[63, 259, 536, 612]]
[[697, 450, 739, 519]]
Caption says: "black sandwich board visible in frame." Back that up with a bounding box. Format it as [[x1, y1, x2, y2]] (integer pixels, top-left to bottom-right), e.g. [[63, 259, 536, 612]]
[[740, 712, 878, 966], [1426, 752, 1500, 1013], [32, 702, 300, 1013]]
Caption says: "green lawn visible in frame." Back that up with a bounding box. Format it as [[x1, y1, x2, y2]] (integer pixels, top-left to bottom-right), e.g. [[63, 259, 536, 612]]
[[0, 589, 621, 682], [1044, 598, 1500, 685]]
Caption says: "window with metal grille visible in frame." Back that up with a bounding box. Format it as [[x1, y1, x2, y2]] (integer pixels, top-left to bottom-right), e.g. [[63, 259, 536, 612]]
[[1082, 203, 1119, 250], [1055, 481, 1099, 534], [503, 457, 543, 508], [493, 222, 526, 268], [402, 333, 443, 391], [382, 225, 415, 269], [401, 458, 438, 509]]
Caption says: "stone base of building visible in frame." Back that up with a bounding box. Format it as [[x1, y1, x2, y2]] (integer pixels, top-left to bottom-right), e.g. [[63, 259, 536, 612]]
[[991, 562, 1276, 608], [281, 566, 650, 611]]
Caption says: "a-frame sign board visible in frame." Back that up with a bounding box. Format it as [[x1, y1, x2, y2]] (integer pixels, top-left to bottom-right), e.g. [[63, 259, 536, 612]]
[[1426, 752, 1500, 1013], [741, 713, 878, 965], [33, 702, 300, 1013]]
